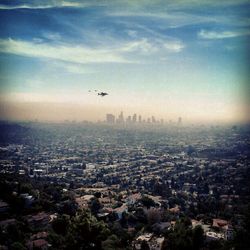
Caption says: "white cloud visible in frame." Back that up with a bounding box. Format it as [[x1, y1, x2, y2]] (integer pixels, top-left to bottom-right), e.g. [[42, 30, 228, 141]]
[[121, 39, 158, 54], [0, 4, 50, 9], [0, 1, 84, 10], [0, 37, 184, 66], [1, 0, 249, 11], [163, 41, 185, 52], [169, 0, 250, 7], [0, 38, 128, 64], [198, 29, 250, 39], [61, 1, 82, 7], [107, 9, 249, 28], [120, 38, 184, 54], [109, 11, 217, 28]]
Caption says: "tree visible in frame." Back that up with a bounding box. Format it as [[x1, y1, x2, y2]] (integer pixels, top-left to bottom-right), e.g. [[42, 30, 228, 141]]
[[52, 214, 70, 235], [7, 223, 23, 243], [192, 225, 204, 250], [147, 208, 162, 225], [10, 242, 26, 250], [233, 205, 250, 250], [141, 240, 150, 250], [94, 192, 102, 198], [20, 183, 33, 194], [165, 218, 193, 250], [63, 210, 110, 250], [89, 197, 102, 215], [102, 235, 120, 250], [61, 200, 78, 216], [47, 232, 64, 250], [140, 196, 155, 209]]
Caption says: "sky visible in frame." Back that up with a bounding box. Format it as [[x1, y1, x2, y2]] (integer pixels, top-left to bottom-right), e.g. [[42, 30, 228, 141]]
[[0, 0, 249, 123]]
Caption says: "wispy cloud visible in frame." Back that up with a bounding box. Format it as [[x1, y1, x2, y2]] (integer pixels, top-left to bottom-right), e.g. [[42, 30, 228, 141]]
[[0, 38, 128, 64], [0, 1, 85, 10], [51, 61, 95, 74], [163, 42, 185, 52], [198, 29, 250, 39], [0, 37, 184, 66], [2, 0, 249, 12], [121, 39, 158, 54], [121, 38, 184, 53], [166, 0, 250, 8], [108, 11, 219, 28], [42, 32, 62, 41], [107, 9, 249, 29]]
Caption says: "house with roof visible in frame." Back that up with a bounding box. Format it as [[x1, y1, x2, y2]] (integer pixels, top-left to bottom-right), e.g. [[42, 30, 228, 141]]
[[126, 193, 142, 205], [0, 201, 9, 213], [133, 233, 153, 250], [113, 204, 128, 220], [26, 239, 49, 250], [26, 212, 50, 230]]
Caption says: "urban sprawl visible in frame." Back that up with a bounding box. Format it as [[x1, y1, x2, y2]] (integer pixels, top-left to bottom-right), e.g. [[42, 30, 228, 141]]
[[0, 120, 249, 250]]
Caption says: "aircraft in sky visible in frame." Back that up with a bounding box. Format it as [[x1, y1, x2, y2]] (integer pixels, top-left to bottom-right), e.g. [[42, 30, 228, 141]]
[[98, 92, 108, 97]]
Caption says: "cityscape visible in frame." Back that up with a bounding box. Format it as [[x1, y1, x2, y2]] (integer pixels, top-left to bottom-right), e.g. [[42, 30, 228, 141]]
[[0, 121, 249, 249], [105, 112, 174, 125], [0, 0, 250, 250]]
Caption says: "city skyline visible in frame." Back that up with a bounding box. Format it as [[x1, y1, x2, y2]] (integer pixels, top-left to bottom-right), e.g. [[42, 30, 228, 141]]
[[106, 111, 167, 125], [0, 0, 249, 123]]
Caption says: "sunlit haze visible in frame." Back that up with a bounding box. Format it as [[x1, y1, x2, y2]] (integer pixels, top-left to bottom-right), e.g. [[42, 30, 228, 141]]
[[0, 0, 249, 124]]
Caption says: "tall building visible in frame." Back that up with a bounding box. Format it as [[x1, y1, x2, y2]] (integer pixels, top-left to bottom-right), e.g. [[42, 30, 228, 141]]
[[117, 111, 124, 123], [106, 114, 115, 124], [132, 113, 137, 123], [138, 115, 142, 123], [126, 115, 132, 123], [152, 116, 156, 123], [178, 117, 182, 125]]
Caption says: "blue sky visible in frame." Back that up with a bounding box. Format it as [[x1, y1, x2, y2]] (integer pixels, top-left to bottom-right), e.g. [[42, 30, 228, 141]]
[[0, 0, 249, 123]]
